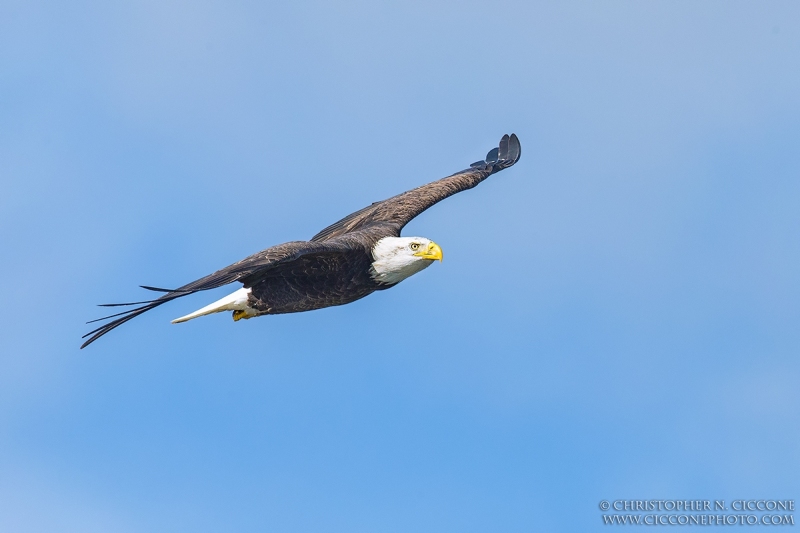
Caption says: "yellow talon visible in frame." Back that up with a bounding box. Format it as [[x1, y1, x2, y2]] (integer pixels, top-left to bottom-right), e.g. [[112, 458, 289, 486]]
[[232, 310, 250, 321]]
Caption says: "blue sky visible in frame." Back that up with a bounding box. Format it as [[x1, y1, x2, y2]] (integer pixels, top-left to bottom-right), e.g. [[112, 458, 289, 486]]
[[2, 1, 799, 531]]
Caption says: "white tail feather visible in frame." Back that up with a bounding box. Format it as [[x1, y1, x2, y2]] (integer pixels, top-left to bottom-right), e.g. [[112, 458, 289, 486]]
[[171, 287, 253, 324]]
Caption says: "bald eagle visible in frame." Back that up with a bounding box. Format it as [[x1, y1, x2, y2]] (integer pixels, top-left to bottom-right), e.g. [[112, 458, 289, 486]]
[[82, 134, 521, 348]]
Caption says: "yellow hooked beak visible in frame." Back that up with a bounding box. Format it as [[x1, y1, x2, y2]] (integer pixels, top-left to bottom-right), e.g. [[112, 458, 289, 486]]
[[414, 241, 443, 262]]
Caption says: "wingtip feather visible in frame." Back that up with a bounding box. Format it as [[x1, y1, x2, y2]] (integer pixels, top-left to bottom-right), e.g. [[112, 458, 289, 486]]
[[507, 133, 521, 163], [491, 133, 521, 171]]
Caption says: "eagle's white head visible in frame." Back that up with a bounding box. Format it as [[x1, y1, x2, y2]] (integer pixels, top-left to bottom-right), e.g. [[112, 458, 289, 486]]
[[370, 236, 443, 285]]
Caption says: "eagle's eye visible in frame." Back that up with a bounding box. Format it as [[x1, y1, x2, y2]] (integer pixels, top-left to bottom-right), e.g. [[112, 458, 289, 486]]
[[410, 243, 421, 251]]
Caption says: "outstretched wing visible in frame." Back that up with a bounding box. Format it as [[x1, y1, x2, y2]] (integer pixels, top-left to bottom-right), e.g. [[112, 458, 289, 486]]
[[311, 133, 521, 242], [81, 241, 351, 349]]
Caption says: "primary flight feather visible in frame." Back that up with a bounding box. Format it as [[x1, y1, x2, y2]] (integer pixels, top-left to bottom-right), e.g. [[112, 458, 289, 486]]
[[81, 134, 521, 348]]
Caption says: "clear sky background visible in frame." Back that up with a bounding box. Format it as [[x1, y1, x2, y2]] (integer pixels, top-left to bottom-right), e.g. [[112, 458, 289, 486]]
[[2, 1, 799, 531]]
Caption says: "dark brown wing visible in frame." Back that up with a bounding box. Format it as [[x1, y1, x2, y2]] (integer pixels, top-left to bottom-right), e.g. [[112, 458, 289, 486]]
[[81, 240, 354, 349], [311, 134, 521, 242]]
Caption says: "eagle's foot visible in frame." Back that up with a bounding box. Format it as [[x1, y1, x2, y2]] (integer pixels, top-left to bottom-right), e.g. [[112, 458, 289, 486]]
[[232, 310, 252, 321]]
